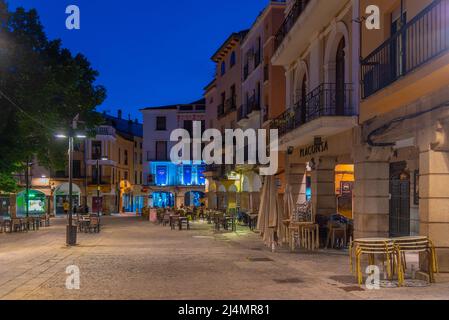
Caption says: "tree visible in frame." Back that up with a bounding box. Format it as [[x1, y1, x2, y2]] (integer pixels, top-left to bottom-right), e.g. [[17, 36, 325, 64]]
[[0, 1, 106, 192]]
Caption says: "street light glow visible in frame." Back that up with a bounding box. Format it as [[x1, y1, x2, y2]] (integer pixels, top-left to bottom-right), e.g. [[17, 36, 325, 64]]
[[76, 134, 87, 139], [55, 134, 67, 139]]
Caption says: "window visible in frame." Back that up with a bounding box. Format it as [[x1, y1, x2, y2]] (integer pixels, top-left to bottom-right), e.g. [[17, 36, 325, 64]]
[[73, 160, 81, 178], [183, 120, 193, 137], [140, 172, 143, 185], [124, 171, 128, 181], [156, 166, 168, 186], [183, 166, 192, 185], [135, 171, 138, 184], [156, 141, 167, 161], [221, 61, 226, 76], [197, 165, 206, 185], [140, 142, 142, 149], [140, 153, 143, 165], [230, 51, 236, 67], [124, 150, 128, 165], [156, 116, 167, 131], [134, 152, 137, 165], [92, 141, 102, 160]]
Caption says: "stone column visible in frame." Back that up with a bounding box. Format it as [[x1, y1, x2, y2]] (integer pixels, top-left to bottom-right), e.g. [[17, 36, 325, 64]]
[[353, 160, 390, 239], [288, 163, 307, 205], [419, 148, 449, 271], [311, 157, 337, 217]]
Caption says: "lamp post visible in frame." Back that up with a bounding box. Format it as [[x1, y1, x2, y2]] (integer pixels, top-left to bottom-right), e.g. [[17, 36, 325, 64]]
[[56, 117, 86, 246]]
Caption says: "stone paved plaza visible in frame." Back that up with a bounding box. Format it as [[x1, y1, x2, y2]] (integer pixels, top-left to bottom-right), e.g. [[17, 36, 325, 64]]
[[1, 216, 449, 300]]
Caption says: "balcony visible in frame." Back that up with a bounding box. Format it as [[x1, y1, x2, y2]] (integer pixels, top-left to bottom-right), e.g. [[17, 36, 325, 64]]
[[360, 0, 449, 121], [362, 0, 449, 99], [274, 0, 311, 51], [264, 65, 269, 82], [243, 64, 249, 80], [225, 97, 237, 113], [89, 176, 112, 186], [217, 104, 225, 118], [271, 83, 357, 149], [96, 126, 116, 137], [272, 0, 347, 66], [237, 105, 248, 122], [238, 96, 261, 125]]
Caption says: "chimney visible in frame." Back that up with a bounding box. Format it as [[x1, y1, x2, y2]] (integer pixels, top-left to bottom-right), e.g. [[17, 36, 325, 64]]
[[118, 109, 122, 119]]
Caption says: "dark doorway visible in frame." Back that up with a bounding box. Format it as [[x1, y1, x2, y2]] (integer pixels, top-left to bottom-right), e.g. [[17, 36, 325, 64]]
[[389, 162, 411, 237], [335, 37, 346, 116], [0, 197, 10, 217]]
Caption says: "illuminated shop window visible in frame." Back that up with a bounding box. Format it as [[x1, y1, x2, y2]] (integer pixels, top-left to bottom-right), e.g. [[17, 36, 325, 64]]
[[197, 165, 206, 186], [183, 165, 192, 186], [155, 166, 168, 186]]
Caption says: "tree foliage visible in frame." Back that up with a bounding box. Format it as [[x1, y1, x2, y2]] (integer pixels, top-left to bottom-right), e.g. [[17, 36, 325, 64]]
[[0, 1, 106, 192]]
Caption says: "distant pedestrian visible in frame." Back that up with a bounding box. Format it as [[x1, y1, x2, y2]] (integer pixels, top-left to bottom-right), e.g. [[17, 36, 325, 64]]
[[63, 200, 69, 215]]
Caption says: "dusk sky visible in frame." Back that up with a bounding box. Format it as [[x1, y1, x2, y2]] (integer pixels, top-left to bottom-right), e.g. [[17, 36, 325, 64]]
[[7, 0, 269, 121]]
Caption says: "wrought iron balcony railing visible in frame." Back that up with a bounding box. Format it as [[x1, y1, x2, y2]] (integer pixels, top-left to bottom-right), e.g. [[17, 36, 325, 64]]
[[271, 83, 354, 137], [274, 0, 311, 51], [217, 104, 225, 118], [362, 0, 449, 99], [237, 105, 248, 122]]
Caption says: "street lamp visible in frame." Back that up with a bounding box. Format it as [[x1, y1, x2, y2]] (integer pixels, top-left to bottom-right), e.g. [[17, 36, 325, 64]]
[[55, 123, 86, 246], [96, 156, 108, 216]]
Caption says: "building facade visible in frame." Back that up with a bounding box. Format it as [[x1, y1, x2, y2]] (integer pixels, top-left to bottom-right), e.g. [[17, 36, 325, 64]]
[[141, 101, 207, 208], [356, 0, 449, 271], [204, 30, 248, 212], [2, 111, 145, 217], [271, 0, 359, 221]]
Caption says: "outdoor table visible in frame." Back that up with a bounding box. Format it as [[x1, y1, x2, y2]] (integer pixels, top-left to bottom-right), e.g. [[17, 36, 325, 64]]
[[79, 216, 91, 232]]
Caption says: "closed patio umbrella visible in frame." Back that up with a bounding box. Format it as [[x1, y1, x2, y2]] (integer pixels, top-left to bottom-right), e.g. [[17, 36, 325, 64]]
[[257, 176, 282, 250]]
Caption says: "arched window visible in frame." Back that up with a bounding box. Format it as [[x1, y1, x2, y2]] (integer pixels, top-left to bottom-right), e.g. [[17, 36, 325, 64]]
[[221, 61, 226, 76], [335, 37, 346, 115], [230, 51, 236, 67]]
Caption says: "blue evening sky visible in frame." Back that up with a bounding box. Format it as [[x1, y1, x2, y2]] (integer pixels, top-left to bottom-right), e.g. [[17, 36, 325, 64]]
[[7, 0, 269, 121]]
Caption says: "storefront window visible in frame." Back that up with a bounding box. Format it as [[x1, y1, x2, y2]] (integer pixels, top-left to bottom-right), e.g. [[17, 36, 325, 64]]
[[183, 165, 192, 185], [197, 165, 206, 186], [16, 190, 46, 217], [152, 192, 174, 208], [155, 166, 168, 186]]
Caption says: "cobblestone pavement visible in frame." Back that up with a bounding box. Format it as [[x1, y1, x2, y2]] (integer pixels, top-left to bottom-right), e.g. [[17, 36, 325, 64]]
[[1, 216, 448, 300]]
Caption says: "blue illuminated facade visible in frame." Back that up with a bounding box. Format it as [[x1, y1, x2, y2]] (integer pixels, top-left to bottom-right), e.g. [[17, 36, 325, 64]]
[[149, 162, 206, 187]]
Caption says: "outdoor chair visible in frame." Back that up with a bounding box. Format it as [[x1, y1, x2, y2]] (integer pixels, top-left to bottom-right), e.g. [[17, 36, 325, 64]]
[[350, 238, 404, 286], [393, 236, 439, 283], [301, 224, 320, 251], [162, 213, 171, 227], [1, 218, 11, 233], [88, 216, 101, 233], [170, 215, 180, 230], [326, 221, 347, 249]]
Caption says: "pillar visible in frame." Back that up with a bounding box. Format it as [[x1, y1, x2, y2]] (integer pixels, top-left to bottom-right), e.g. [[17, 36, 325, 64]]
[[311, 157, 337, 217], [419, 148, 449, 271], [353, 160, 390, 238], [288, 163, 307, 205]]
